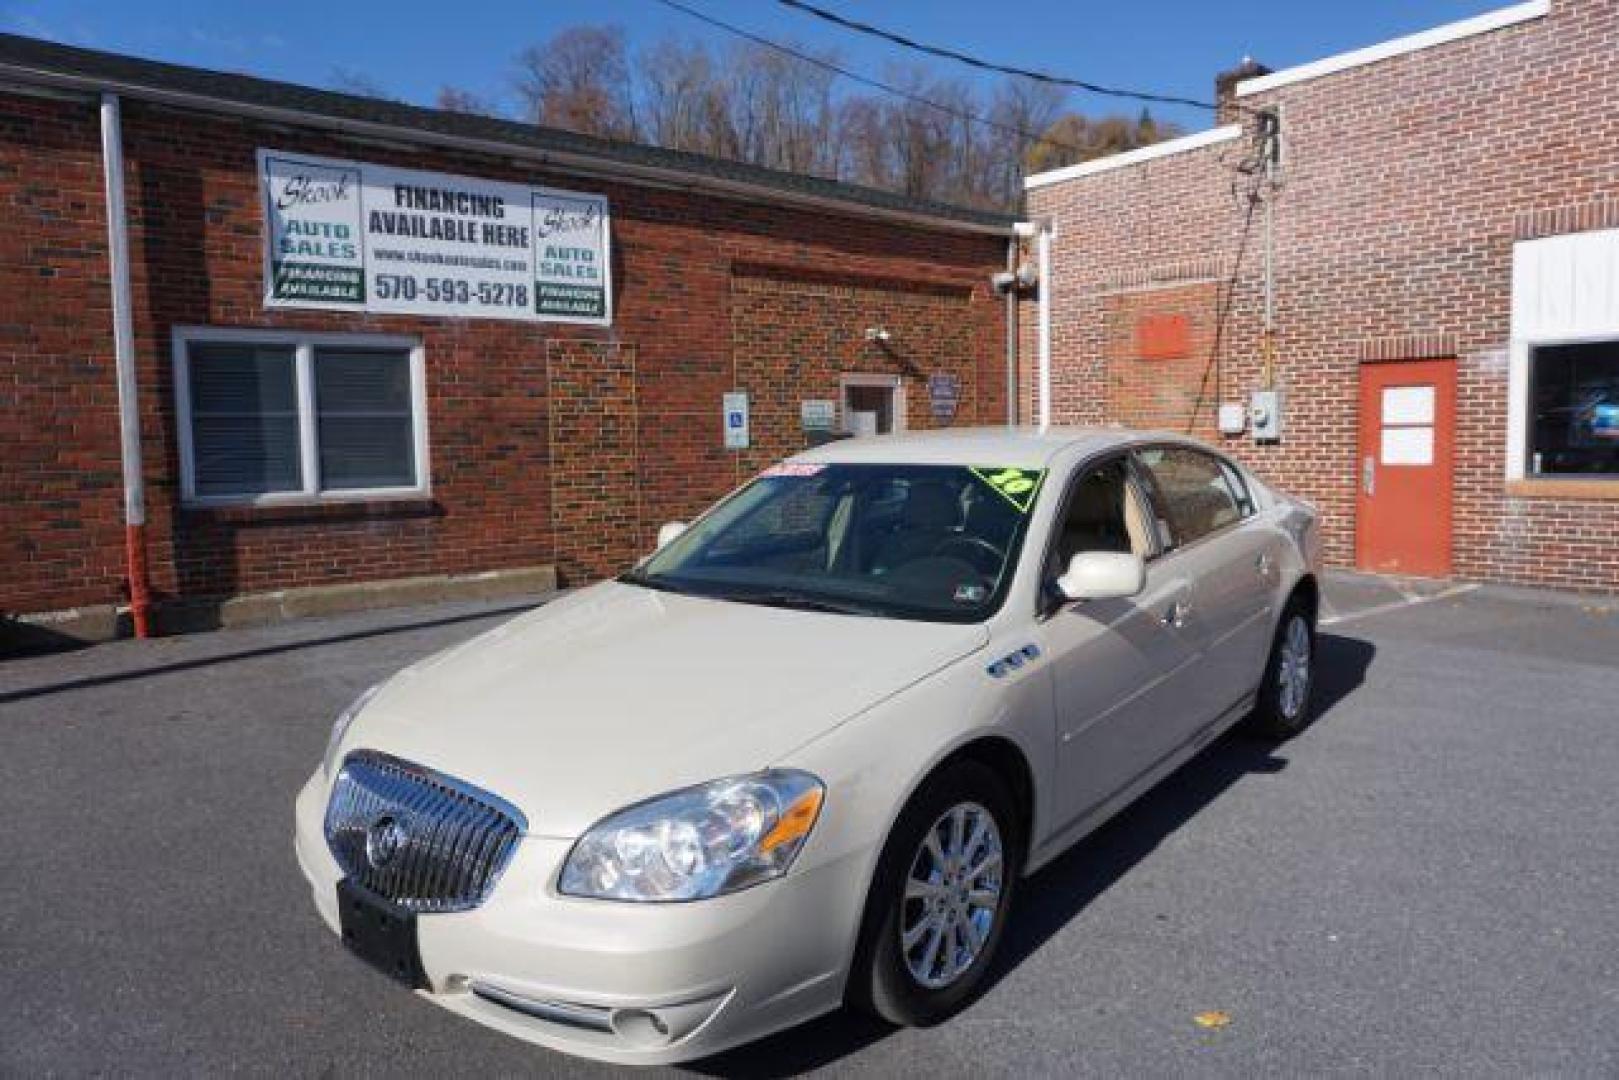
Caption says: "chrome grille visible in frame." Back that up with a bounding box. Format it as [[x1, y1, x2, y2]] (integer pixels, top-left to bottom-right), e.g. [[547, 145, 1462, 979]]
[[324, 750, 526, 913]]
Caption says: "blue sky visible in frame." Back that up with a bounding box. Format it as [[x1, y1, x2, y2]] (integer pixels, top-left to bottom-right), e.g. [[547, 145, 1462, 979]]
[[1, 0, 1510, 131]]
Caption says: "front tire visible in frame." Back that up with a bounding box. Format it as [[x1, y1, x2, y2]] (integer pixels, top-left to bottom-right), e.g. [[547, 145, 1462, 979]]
[[847, 760, 1020, 1026], [1249, 599, 1316, 738]]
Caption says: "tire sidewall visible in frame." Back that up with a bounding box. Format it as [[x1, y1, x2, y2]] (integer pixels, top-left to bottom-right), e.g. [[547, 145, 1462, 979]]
[[1256, 600, 1316, 736], [852, 760, 1021, 1026]]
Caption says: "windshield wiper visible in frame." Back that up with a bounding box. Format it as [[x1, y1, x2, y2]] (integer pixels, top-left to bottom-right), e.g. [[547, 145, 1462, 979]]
[[709, 589, 886, 617]]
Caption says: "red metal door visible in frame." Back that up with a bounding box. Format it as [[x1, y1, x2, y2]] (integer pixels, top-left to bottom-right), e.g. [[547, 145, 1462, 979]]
[[1356, 360, 1455, 577]]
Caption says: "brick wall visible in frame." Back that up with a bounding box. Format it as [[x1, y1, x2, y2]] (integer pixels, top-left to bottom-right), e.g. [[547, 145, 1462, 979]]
[[1102, 280, 1224, 436], [0, 93, 1006, 615], [0, 94, 127, 612], [1027, 0, 1619, 592], [733, 265, 1003, 479], [547, 341, 640, 583]]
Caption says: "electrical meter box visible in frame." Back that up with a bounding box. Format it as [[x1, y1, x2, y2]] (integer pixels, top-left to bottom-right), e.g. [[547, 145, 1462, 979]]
[[1250, 390, 1283, 442], [1217, 403, 1247, 435]]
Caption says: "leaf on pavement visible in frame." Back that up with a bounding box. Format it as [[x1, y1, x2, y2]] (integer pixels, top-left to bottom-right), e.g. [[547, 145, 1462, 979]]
[[1193, 1010, 1232, 1029]]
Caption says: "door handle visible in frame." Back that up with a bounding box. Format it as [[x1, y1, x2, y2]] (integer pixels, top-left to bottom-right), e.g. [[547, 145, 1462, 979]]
[[1363, 455, 1376, 497]]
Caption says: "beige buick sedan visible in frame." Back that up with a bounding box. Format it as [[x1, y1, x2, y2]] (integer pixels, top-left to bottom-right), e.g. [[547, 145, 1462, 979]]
[[294, 426, 1322, 1065]]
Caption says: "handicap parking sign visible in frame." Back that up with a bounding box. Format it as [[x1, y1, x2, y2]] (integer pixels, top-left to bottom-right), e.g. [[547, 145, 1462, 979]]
[[722, 392, 750, 449]]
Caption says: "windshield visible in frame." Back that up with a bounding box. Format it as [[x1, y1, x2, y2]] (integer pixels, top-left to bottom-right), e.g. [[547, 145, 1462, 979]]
[[624, 462, 1047, 622]]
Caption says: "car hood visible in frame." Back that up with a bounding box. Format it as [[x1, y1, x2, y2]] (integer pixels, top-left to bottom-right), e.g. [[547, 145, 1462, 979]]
[[341, 582, 989, 836]]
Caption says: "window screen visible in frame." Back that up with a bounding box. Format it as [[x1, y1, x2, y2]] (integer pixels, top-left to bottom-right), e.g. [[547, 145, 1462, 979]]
[[187, 343, 301, 497], [1135, 446, 1243, 548], [1529, 341, 1619, 476], [314, 348, 416, 490]]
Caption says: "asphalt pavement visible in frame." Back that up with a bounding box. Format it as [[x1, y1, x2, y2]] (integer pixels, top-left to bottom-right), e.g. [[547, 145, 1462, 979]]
[[2, 574, 1616, 1077]]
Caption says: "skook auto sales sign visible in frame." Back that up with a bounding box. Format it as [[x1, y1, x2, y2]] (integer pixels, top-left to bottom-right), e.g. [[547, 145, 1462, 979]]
[[259, 149, 612, 325]]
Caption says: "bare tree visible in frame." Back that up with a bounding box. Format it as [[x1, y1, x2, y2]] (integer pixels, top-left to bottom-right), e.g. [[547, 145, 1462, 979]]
[[515, 25, 636, 139], [986, 78, 1069, 205], [501, 23, 1183, 210], [639, 39, 727, 154], [835, 94, 891, 189], [1025, 109, 1185, 176], [329, 68, 399, 101], [436, 86, 502, 117]]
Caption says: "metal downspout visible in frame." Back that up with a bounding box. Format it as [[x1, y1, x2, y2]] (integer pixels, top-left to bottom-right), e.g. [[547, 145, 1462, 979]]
[[1036, 223, 1053, 430], [99, 92, 152, 638], [1005, 234, 1018, 426]]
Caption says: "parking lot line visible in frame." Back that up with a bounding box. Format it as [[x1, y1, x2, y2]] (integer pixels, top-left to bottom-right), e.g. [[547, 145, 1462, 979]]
[[1320, 582, 1480, 628]]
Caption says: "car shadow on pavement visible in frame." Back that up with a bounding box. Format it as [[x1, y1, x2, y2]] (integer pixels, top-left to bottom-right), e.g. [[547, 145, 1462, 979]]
[[688, 633, 1375, 1079]]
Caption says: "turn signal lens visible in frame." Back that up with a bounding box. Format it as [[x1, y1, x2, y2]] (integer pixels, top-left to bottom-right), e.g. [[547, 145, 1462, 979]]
[[760, 787, 824, 854]]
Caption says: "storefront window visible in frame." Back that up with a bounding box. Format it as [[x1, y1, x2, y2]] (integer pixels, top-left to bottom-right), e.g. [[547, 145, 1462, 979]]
[[177, 331, 426, 504], [1528, 341, 1619, 477]]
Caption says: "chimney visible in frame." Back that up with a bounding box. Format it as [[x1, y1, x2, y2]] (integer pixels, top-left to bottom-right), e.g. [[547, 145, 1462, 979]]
[[1215, 57, 1272, 125]]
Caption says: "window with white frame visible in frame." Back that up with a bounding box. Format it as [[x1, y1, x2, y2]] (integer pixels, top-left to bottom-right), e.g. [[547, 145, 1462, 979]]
[[1509, 229, 1619, 484], [175, 330, 428, 504]]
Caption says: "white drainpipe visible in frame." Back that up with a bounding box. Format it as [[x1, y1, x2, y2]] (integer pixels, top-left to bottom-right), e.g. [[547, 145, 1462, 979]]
[[99, 92, 152, 637], [1035, 222, 1054, 429], [1012, 220, 1054, 428], [1016, 221, 1055, 427]]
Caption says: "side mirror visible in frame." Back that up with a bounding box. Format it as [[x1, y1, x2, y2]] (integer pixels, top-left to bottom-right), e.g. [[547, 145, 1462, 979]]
[[1056, 552, 1146, 602], [656, 521, 689, 549]]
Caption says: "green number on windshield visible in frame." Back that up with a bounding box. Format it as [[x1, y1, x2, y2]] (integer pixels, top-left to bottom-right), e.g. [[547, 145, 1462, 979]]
[[971, 467, 1046, 513]]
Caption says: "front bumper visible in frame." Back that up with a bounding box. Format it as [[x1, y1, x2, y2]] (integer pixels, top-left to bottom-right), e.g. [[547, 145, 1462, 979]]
[[293, 770, 868, 1066]]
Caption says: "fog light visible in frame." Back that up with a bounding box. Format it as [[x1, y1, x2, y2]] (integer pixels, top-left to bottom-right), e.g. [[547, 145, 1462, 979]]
[[610, 1008, 672, 1048]]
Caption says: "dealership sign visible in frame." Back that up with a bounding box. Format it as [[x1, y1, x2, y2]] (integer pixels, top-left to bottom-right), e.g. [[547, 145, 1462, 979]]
[[258, 150, 611, 325]]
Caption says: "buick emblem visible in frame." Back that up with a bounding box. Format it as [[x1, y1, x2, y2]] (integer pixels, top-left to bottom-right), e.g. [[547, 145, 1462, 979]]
[[365, 814, 408, 869]]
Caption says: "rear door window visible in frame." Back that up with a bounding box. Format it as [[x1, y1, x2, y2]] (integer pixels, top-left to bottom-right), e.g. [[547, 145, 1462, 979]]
[[1134, 446, 1245, 550]]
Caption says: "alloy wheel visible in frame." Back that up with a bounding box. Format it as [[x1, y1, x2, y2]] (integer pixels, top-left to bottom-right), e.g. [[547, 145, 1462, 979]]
[[899, 802, 1004, 990], [1278, 614, 1312, 720]]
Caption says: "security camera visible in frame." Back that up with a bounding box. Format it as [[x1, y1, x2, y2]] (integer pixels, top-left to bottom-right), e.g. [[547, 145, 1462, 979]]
[[991, 263, 1040, 294], [864, 327, 892, 343]]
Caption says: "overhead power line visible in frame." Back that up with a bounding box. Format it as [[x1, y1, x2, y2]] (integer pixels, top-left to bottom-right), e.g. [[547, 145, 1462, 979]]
[[647, 0, 1100, 159], [776, 0, 1229, 114]]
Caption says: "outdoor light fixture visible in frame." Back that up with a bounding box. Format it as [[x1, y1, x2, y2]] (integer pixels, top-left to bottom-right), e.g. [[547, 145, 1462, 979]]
[[864, 327, 892, 343]]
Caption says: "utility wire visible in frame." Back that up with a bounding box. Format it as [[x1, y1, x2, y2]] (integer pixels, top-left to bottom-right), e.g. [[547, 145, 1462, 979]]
[[776, 0, 1233, 114], [648, 0, 1103, 160]]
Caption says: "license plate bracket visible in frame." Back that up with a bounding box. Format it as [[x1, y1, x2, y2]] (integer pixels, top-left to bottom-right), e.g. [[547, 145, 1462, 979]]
[[337, 879, 427, 989]]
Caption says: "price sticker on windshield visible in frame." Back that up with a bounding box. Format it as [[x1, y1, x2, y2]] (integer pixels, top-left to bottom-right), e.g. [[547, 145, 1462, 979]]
[[971, 467, 1046, 513]]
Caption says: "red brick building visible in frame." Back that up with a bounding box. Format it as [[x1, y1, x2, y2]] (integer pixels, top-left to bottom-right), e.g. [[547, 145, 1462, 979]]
[[0, 36, 1014, 643], [1024, 0, 1619, 592]]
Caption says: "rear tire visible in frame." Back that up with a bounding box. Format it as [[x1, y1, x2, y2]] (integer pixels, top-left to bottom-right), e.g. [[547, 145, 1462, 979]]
[[1248, 598, 1316, 738], [846, 760, 1020, 1027]]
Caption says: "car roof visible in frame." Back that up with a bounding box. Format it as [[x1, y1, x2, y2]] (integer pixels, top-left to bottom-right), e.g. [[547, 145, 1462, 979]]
[[790, 425, 1189, 469]]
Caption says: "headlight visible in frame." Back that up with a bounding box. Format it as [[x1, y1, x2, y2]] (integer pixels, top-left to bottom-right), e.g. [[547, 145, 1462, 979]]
[[322, 683, 383, 777], [559, 771, 825, 902]]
